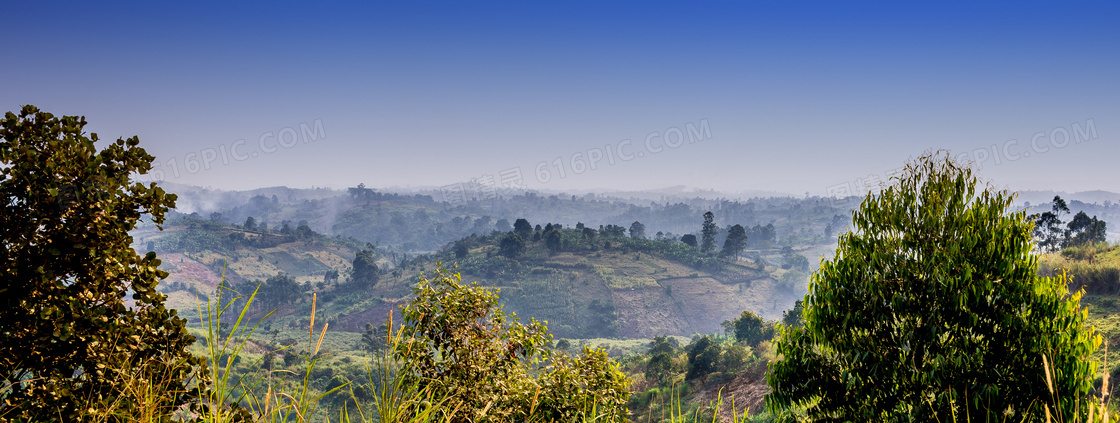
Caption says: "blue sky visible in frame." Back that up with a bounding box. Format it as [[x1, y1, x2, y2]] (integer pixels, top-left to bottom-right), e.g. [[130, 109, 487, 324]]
[[3, 1, 1118, 196]]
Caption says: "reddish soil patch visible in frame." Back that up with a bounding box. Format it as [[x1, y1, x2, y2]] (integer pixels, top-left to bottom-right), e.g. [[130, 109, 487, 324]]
[[161, 253, 223, 288]]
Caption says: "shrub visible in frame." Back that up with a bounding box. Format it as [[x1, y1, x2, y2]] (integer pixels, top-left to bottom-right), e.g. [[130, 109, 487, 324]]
[[394, 268, 630, 422], [767, 152, 1102, 421]]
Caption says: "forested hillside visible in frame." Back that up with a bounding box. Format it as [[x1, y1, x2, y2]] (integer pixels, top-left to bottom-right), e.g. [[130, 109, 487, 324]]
[[136, 210, 822, 340], [160, 182, 850, 255]]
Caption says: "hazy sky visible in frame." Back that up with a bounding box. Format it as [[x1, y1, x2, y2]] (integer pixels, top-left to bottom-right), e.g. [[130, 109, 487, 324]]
[[4, 1, 1118, 197]]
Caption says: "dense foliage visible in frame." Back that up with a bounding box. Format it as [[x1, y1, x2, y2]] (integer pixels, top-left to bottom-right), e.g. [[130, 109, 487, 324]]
[[395, 269, 630, 422], [727, 310, 775, 347], [0, 106, 203, 421], [1032, 196, 1109, 252], [767, 153, 1101, 421]]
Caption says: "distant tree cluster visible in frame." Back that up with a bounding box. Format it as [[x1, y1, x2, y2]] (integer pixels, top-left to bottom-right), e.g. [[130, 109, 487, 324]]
[[1032, 195, 1108, 252]]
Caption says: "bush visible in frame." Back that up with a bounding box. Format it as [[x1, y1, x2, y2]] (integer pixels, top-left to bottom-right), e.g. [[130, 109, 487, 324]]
[[394, 268, 630, 422], [767, 153, 1102, 421]]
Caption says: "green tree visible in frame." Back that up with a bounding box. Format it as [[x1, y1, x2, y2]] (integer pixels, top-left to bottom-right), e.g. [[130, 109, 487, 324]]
[[1032, 195, 1071, 252], [629, 221, 646, 239], [731, 310, 774, 347], [681, 233, 698, 247], [781, 252, 810, 271], [513, 218, 533, 238], [685, 336, 720, 381], [645, 336, 679, 385], [649, 335, 679, 356], [700, 211, 717, 254], [244, 216, 256, 231], [1066, 211, 1107, 247], [359, 322, 387, 353], [454, 241, 469, 259], [601, 224, 627, 237], [259, 273, 302, 308], [351, 246, 380, 288], [555, 338, 571, 350], [766, 153, 1101, 421], [0, 106, 204, 420], [720, 223, 748, 259], [581, 227, 597, 244], [499, 233, 526, 259], [544, 229, 562, 253], [395, 269, 629, 422], [646, 352, 674, 385], [781, 299, 804, 327]]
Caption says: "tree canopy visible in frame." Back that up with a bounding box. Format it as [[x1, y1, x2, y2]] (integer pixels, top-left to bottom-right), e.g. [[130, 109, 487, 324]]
[[767, 153, 1100, 421], [1066, 211, 1107, 247], [0, 106, 203, 420], [513, 218, 533, 238], [700, 211, 717, 254], [499, 233, 526, 259], [731, 310, 774, 347], [719, 224, 748, 259], [629, 221, 646, 239], [351, 246, 380, 288]]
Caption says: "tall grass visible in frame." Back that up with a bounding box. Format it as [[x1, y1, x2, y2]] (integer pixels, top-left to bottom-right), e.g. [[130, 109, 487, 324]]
[[340, 312, 455, 423], [90, 269, 1118, 423], [1040, 243, 1120, 294], [638, 385, 755, 423], [195, 275, 349, 423]]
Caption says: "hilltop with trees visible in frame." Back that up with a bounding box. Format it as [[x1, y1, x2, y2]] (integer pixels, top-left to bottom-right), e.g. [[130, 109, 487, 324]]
[[5, 106, 1117, 422]]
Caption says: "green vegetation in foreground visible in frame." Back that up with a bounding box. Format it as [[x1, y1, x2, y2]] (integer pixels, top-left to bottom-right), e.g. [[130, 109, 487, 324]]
[[0, 106, 204, 421], [768, 152, 1106, 421], [1042, 242, 1120, 398], [5, 106, 1119, 422]]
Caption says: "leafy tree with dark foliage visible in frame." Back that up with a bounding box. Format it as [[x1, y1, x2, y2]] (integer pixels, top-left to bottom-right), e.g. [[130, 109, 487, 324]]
[[600, 224, 627, 237], [258, 273, 302, 308], [513, 218, 533, 238], [351, 246, 380, 288], [685, 335, 719, 381], [581, 227, 597, 243], [719, 224, 748, 259], [629, 221, 646, 239], [1032, 195, 1071, 252], [767, 153, 1100, 421], [544, 229, 562, 253], [0, 106, 205, 420], [499, 233, 526, 259], [359, 322, 387, 353], [495, 218, 512, 232], [782, 299, 804, 327], [644, 335, 680, 385], [1066, 211, 1107, 247], [454, 241, 469, 259], [731, 310, 775, 347], [680, 233, 698, 247], [700, 211, 717, 254]]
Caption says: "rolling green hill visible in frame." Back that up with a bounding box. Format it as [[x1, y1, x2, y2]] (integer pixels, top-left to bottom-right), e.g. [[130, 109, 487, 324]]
[[137, 215, 811, 341]]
